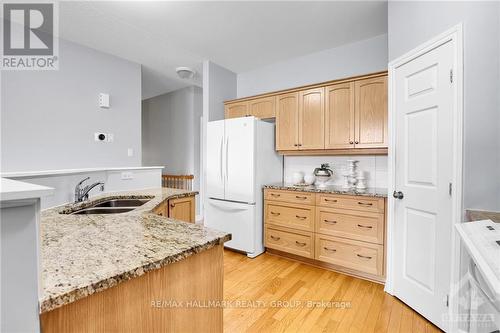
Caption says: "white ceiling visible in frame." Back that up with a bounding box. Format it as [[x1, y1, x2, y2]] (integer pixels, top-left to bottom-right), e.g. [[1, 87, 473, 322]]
[[59, 1, 388, 99]]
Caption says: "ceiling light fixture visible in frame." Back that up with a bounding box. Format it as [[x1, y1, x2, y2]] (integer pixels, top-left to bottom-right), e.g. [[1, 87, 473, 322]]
[[175, 67, 195, 80]]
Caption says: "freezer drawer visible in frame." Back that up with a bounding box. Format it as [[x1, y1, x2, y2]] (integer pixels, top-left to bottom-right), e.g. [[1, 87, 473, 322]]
[[205, 199, 255, 253]]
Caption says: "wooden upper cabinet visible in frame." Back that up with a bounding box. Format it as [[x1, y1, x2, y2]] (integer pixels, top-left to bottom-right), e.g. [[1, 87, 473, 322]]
[[276, 93, 299, 150], [298, 87, 325, 150], [325, 82, 355, 149], [225, 102, 248, 119], [224, 72, 388, 154], [248, 96, 275, 119], [354, 76, 388, 148]]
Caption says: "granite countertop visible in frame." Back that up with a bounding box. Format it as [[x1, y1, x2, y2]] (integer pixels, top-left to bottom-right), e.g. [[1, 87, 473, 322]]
[[264, 183, 388, 198], [466, 209, 500, 223], [39, 188, 231, 313]]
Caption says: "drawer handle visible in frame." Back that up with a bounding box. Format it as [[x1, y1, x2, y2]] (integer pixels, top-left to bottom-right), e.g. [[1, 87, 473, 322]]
[[295, 215, 307, 220], [323, 247, 336, 252], [357, 254, 373, 260], [357, 202, 373, 206], [270, 235, 281, 241], [357, 224, 373, 229], [270, 193, 281, 197], [324, 219, 337, 224], [324, 199, 338, 203], [295, 195, 308, 200], [295, 241, 307, 247], [270, 212, 280, 216]]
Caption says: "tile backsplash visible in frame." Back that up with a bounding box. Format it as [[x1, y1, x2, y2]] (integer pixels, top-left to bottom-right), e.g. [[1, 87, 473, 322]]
[[284, 155, 388, 189]]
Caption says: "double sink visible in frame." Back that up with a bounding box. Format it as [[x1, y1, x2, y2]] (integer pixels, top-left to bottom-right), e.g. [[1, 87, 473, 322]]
[[67, 198, 152, 215]]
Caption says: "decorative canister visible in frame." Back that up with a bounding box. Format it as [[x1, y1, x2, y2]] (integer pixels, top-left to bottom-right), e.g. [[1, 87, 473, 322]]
[[304, 174, 316, 185], [292, 171, 305, 185]]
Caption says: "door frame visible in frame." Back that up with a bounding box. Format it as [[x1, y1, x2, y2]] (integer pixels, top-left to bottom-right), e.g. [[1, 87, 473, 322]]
[[385, 24, 464, 329]]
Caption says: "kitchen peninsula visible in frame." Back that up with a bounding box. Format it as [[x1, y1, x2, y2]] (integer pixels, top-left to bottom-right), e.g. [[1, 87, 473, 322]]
[[39, 188, 230, 332]]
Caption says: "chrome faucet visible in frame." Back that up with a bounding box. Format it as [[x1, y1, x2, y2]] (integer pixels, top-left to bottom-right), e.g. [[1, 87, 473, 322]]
[[74, 177, 105, 203]]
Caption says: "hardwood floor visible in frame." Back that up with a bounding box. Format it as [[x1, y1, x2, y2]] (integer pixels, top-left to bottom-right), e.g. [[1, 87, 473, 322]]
[[223, 250, 441, 333]]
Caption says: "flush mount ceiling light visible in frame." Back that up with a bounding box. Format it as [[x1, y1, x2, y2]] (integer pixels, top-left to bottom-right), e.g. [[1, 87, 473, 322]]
[[175, 67, 195, 79]]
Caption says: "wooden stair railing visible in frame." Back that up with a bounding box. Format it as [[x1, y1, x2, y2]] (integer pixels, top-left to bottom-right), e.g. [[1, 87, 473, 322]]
[[162, 174, 194, 190]]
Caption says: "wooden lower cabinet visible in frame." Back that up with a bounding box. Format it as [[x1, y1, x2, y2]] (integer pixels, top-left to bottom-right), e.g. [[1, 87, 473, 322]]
[[265, 226, 314, 259], [153, 195, 196, 223], [265, 201, 314, 232], [264, 189, 386, 283], [315, 234, 384, 276], [169, 196, 195, 223]]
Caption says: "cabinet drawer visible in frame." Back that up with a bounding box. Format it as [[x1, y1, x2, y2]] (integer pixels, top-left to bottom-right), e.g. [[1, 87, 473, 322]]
[[316, 194, 385, 213], [265, 189, 315, 205], [265, 202, 314, 232], [316, 207, 384, 244], [265, 226, 313, 259], [315, 234, 383, 276]]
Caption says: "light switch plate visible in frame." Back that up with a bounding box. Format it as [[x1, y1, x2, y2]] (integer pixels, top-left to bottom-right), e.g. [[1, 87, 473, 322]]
[[127, 148, 133, 157], [99, 93, 110, 108]]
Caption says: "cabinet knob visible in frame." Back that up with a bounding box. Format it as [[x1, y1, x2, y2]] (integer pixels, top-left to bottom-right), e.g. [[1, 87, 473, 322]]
[[298, 143, 302, 147], [355, 141, 359, 144], [349, 141, 354, 144], [170, 203, 175, 208]]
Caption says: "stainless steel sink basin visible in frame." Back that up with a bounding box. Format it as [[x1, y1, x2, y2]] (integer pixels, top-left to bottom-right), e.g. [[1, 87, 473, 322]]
[[61, 196, 153, 215], [92, 199, 150, 208], [71, 207, 135, 215]]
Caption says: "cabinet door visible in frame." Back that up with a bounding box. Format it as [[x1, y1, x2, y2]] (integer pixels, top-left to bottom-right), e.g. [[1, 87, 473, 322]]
[[225, 102, 248, 119], [354, 76, 388, 148], [248, 96, 275, 119], [325, 82, 355, 149], [298, 87, 325, 150], [168, 196, 195, 223], [276, 93, 299, 151]]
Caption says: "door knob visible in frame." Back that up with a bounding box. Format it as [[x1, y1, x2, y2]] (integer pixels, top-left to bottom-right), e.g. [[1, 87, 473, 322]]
[[393, 191, 404, 199]]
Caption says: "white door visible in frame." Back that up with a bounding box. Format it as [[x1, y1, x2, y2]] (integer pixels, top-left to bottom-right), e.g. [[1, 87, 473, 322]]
[[206, 120, 225, 200], [205, 199, 255, 253], [393, 40, 455, 330], [224, 117, 255, 203]]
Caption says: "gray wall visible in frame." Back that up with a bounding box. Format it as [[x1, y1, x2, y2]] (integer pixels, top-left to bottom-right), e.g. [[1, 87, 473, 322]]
[[142, 86, 203, 214], [1, 38, 142, 172], [237, 34, 388, 98], [207, 61, 237, 121], [388, 1, 500, 210]]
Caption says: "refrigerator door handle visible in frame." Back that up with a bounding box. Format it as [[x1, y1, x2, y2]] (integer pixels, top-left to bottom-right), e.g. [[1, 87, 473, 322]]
[[209, 200, 249, 212], [219, 137, 223, 182], [225, 136, 229, 182]]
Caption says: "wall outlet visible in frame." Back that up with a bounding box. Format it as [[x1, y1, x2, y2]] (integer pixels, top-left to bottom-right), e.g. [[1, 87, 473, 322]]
[[121, 171, 133, 180], [127, 148, 133, 157], [99, 93, 110, 108], [94, 132, 107, 142]]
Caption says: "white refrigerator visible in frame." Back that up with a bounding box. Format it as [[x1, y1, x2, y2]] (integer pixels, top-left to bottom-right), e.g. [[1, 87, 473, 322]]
[[205, 116, 282, 258]]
